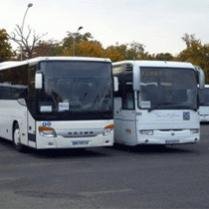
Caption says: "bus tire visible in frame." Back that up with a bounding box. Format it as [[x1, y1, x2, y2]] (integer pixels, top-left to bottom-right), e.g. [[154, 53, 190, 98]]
[[13, 123, 25, 152]]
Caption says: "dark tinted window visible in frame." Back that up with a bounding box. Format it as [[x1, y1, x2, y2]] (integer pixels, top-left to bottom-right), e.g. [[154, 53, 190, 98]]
[[139, 67, 198, 110], [34, 61, 113, 120], [122, 84, 135, 110], [0, 65, 28, 99], [199, 88, 209, 106]]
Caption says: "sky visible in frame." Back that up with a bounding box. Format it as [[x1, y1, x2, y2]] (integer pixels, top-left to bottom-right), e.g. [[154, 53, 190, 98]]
[[0, 0, 209, 55]]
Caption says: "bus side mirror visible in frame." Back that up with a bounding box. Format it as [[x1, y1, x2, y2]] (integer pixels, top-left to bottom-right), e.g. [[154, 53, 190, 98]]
[[196, 66, 205, 89], [114, 76, 119, 92], [35, 73, 43, 89], [198, 69, 205, 89], [133, 66, 140, 91]]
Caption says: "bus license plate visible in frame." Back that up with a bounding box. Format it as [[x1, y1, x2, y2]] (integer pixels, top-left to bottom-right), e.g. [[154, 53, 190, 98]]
[[72, 141, 89, 146], [165, 140, 180, 144]]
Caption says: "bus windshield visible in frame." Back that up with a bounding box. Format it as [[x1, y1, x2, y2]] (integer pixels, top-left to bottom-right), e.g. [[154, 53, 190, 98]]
[[138, 67, 197, 110], [37, 61, 113, 119], [199, 88, 209, 106]]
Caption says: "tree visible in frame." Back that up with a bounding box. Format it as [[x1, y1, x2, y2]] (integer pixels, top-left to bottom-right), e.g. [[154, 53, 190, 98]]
[[104, 44, 127, 61], [177, 34, 209, 82], [0, 28, 13, 61], [76, 40, 104, 57], [126, 42, 145, 60], [177, 34, 202, 63], [33, 40, 63, 57], [104, 42, 145, 61], [62, 31, 93, 56], [10, 25, 45, 59], [154, 53, 174, 61]]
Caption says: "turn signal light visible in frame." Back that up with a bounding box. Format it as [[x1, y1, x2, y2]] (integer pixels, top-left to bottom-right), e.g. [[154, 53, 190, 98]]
[[38, 126, 56, 137], [104, 124, 114, 130], [103, 124, 114, 136]]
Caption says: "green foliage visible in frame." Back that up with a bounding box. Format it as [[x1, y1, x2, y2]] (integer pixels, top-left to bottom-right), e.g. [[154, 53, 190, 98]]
[[126, 42, 144, 60], [104, 42, 145, 61], [177, 34, 209, 82], [62, 32, 93, 56], [104, 44, 127, 61], [77, 40, 104, 57], [3, 26, 209, 83], [33, 40, 63, 57], [0, 29, 13, 61], [154, 53, 174, 61]]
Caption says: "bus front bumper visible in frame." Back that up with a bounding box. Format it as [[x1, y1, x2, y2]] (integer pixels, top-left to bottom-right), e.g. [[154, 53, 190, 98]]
[[35, 120, 114, 149], [35, 134, 114, 149], [137, 129, 199, 145]]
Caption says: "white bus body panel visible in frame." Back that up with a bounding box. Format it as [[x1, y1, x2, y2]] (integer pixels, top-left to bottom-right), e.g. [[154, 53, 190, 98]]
[[35, 120, 114, 149], [198, 106, 209, 122], [0, 100, 114, 149], [0, 100, 28, 144], [114, 109, 199, 146], [0, 57, 114, 150], [113, 60, 200, 146], [135, 110, 199, 145]]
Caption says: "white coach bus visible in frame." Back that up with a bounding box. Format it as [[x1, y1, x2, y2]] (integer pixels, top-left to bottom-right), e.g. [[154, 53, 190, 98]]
[[0, 57, 114, 151], [198, 84, 209, 122], [113, 61, 204, 146]]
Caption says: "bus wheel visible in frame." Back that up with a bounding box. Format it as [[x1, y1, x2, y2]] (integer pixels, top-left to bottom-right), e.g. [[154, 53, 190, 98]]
[[13, 123, 25, 152]]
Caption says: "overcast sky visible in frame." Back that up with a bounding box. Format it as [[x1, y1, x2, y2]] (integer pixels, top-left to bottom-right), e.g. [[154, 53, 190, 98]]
[[1, 0, 209, 54]]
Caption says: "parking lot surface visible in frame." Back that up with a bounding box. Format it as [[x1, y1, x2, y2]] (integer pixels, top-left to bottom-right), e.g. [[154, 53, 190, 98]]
[[0, 125, 208, 209]]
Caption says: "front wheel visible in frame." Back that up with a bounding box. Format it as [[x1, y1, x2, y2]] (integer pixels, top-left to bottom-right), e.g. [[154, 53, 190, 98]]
[[13, 123, 25, 152]]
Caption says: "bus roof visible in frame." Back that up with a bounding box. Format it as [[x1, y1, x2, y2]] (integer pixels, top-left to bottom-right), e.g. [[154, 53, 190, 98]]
[[0, 56, 111, 71], [113, 60, 195, 69]]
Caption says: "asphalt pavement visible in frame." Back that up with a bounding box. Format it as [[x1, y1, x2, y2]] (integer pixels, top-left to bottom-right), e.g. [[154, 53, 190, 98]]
[[0, 125, 208, 209]]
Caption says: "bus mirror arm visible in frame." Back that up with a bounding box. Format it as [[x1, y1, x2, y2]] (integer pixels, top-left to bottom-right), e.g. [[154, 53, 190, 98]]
[[35, 73, 43, 89]]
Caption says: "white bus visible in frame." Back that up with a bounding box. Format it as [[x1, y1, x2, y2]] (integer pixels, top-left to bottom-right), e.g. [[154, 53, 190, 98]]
[[198, 84, 209, 122], [0, 57, 114, 151], [113, 61, 204, 146]]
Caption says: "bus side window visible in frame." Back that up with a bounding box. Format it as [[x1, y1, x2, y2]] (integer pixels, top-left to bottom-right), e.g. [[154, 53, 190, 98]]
[[122, 84, 135, 110]]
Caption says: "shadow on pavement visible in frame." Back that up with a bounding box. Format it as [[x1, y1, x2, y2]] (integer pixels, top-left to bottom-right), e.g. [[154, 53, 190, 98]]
[[0, 138, 14, 150], [0, 137, 109, 159], [0, 137, 200, 158], [112, 143, 199, 155], [31, 148, 109, 159]]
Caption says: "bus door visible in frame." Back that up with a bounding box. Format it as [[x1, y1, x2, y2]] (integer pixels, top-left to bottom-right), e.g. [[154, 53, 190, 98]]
[[114, 83, 137, 145]]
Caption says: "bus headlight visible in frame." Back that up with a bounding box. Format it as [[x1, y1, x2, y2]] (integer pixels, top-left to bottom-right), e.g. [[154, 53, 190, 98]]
[[140, 130, 154, 135], [190, 129, 199, 134], [38, 126, 57, 137], [103, 124, 114, 136]]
